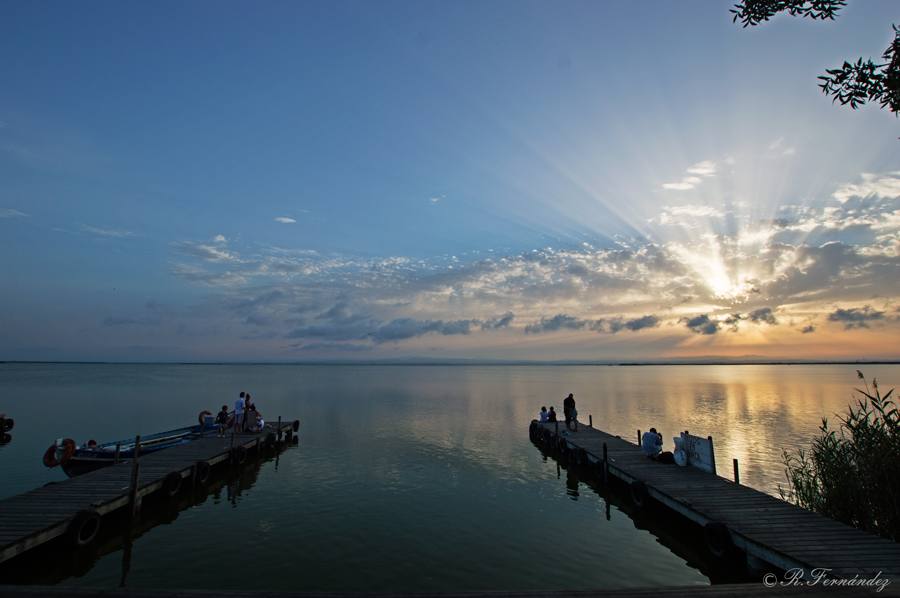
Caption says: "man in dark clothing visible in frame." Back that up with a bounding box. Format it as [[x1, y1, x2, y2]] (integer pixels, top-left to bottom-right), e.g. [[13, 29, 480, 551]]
[[563, 393, 577, 431], [548, 406, 558, 422]]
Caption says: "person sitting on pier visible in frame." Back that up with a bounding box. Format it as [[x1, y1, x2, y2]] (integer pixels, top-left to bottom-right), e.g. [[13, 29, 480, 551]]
[[539, 406, 549, 423], [243, 393, 256, 431], [215, 404, 230, 437], [563, 393, 577, 432], [641, 427, 662, 458], [547, 406, 558, 422]]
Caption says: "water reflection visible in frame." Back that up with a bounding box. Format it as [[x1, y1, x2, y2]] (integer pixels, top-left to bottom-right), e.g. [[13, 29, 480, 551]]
[[0, 441, 294, 586]]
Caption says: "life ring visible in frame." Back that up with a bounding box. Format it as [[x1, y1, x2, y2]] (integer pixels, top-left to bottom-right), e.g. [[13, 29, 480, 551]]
[[231, 445, 247, 465], [704, 521, 735, 559], [198, 410, 213, 426], [194, 461, 211, 485], [630, 480, 649, 509], [163, 472, 182, 497], [43, 444, 60, 467], [68, 509, 101, 547], [2, 417, 13, 432], [292, 419, 300, 432]]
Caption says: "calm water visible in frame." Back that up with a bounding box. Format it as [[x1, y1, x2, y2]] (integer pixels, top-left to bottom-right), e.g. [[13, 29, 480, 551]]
[[0, 363, 895, 590]]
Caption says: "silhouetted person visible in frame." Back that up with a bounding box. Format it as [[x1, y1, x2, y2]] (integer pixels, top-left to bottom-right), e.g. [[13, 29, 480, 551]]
[[563, 393, 577, 431], [548, 406, 558, 422], [538, 406, 549, 423]]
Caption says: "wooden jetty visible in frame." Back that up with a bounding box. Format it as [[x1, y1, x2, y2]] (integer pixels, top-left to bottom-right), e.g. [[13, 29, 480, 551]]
[[0, 420, 297, 565], [530, 420, 900, 581]]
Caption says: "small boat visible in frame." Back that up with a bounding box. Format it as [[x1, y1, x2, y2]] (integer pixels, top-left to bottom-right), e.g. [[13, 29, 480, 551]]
[[43, 412, 220, 477]]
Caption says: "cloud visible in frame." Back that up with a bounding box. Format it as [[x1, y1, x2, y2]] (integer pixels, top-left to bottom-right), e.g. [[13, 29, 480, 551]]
[[747, 307, 778, 325], [768, 137, 796, 157], [0, 208, 27, 218], [81, 224, 133, 238], [175, 241, 240, 263], [801, 325, 816, 334], [525, 314, 588, 334], [682, 314, 719, 335], [481, 312, 515, 330], [833, 172, 900, 203], [274, 216, 297, 224], [827, 306, 886, 329], [662, 161, 716, 190], [213, 234, 227, 243], [429, 196, 442, 204]]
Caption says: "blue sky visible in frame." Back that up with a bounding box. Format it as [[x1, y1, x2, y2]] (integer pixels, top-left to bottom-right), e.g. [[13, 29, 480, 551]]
[[2, 1, 899, 361]]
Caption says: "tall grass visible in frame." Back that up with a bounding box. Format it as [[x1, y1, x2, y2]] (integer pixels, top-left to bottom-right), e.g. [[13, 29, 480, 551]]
[[779, 371, 900, 541]]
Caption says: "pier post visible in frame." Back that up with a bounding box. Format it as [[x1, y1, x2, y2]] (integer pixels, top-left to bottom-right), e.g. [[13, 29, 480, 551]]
[[127, 435, 142, 518], [602, 442, 608, 485], [114, 442, 121, 464], [708, 435, 717, 476], [589, 414, 592, 427], [637, 429, 641, 445], [733, 458, 740, 485], [277, 416, 282, 441]]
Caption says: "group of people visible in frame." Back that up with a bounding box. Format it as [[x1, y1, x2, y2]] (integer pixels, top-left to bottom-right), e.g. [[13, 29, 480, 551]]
[[215, 391, 265, 436], [538, 393, 579, 431], [641, 427, 675, 464]]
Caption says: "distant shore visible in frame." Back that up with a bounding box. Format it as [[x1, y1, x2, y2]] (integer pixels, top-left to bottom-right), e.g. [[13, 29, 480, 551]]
[[2, 360, 899, 366]]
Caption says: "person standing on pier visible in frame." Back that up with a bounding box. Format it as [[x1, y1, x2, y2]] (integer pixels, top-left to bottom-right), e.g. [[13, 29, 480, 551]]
[[548, 406, 558, 422], [234, 391, 246, 432], [539, 406, 549, 423], [563, 393, 577, 431]]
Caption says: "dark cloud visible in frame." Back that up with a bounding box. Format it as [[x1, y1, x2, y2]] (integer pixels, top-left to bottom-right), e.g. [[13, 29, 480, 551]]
[[682, 314, 719, 335], [480, 312, 515, 330], [601, 315, 660, 333], [723, 313, 744, 332], [827, 306, 886, 329], [747, 307, 778, 325], [801, 325, 816, 334], [371, 318, 475, 343], [524, 314, 588, 334]]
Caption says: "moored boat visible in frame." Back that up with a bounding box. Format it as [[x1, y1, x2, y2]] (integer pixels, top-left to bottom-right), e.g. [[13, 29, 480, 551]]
[[43, 412, 220, 477]]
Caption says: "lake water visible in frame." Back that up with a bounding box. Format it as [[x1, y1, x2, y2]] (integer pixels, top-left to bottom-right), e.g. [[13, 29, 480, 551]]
[[0, 363, 895, 590]]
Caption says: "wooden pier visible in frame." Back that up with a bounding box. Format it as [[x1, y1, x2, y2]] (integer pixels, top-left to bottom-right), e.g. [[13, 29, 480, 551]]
[[0, 420, 297, 565], [530, 420, 900, 581]]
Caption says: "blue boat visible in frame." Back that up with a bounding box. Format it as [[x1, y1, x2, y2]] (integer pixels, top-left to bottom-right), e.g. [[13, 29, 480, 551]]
[[43, 413, 220, 477]]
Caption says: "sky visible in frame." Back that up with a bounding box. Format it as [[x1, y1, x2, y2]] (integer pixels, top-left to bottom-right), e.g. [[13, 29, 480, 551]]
[[1, 1, 899, 362]]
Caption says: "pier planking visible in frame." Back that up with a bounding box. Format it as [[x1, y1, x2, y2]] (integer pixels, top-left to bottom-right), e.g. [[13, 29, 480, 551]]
[[531, 420, 900, 580], [0, 421, 295, 564]]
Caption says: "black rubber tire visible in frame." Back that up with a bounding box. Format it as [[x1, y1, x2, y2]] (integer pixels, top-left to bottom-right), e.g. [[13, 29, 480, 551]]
[[231, 445, 247, 465], [704, 521, 734, 559], [2, 417, 13, 432], [292, 419, 300, 432], [630, 480, 649, 509], [163, 472, 182, 497], [194, 461, 211, 485], [69, 510, 100, 547]]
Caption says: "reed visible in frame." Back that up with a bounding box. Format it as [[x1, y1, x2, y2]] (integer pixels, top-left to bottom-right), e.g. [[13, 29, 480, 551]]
[[779, 370, 899, 541]]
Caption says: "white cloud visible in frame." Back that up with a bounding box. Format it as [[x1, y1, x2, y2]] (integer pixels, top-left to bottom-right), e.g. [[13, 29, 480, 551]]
[[213, 234, 227, 243], [0, 208, 27, 218], [274, 216, 297, 224], [662, 161, 716, 191], [767, 137, 796, 157], [833, 172, 900, 203], [81, 224, 133, 238]]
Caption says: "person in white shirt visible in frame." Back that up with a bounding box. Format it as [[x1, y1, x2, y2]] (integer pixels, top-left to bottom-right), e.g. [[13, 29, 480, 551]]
[[538, 406, 549, 423], [641, 427, 662, 457], [234, 391, 246, 431]]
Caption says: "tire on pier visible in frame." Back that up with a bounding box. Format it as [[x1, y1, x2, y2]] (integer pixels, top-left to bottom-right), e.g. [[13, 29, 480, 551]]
[[2, 417, 13, 432], [231, 445, 247, 465], [68, 509, 101, 547], [194, 460, 211, 485], [292, 419, 300, 432], [629, 480, 649, 510], [528, 421, 537, 440], [163, 472, 183, 497], [704, 521, 738, 560]]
